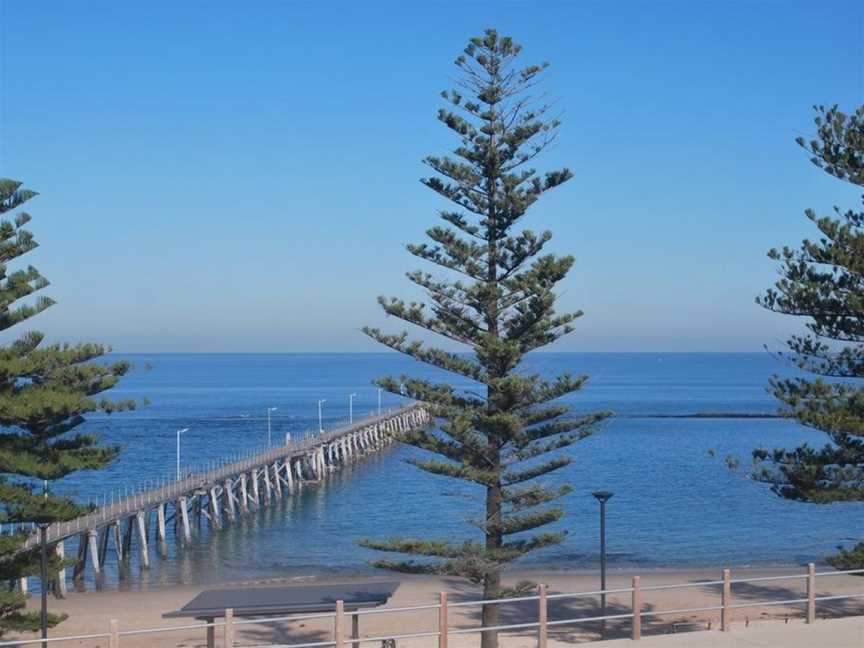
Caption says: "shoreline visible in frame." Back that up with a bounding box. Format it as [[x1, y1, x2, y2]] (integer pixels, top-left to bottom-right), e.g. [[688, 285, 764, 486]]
[[61, 560, 831, 595]]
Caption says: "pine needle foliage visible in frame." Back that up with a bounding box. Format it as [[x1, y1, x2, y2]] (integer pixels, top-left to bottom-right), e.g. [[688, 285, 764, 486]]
[[0, 179, 136, 634], [361, 30, 610, 648], [751, 105, 864, 569]]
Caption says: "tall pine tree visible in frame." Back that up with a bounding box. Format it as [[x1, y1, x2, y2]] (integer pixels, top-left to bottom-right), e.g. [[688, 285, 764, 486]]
[[752, 105, 864, 568], [0, 179, 135, 634], [361, 30, 609, 648]]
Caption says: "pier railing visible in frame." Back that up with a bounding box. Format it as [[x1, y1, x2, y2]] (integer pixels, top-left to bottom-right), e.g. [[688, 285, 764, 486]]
[[24, 403, 423, 547], [3, 563, 864, 647]]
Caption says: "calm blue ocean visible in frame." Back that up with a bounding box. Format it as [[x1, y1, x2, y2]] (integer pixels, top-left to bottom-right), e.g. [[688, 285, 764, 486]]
[[48, 353, 862, 588]]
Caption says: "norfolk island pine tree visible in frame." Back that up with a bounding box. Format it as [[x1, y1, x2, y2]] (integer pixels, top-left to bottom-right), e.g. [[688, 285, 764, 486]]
[[0, 179, 136, 634], [751, 105, 864, 570], [360, 30, 611, 648]]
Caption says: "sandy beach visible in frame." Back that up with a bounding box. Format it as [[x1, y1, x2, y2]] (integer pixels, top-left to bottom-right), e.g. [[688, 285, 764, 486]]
[[10, 566, 864, 647]]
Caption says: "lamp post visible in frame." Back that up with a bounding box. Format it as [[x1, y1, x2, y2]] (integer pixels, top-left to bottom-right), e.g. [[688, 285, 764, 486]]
[[37, 477, 52, 648], [38, 520, 49, 648], [592, 491, 614, 638], [377, 388, 382, 416], [175, 428, 190, 480], [349, 393, 357, 424], [266, 407, 278, 447], [318, 399, 326, 433]]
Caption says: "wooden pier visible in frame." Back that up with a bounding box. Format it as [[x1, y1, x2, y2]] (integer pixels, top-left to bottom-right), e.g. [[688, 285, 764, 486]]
[[20, 404, 429, 593]]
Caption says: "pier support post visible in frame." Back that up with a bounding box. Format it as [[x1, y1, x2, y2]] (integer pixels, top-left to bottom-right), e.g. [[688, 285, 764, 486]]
[[54, 541, 67, 598], [136, 511, 150, 568], [208, 488, 222, 528], [123, 517, 134, 557], [97, 527, 109, 569], [87, 528, 101, 577], [223, 480, 237, 520], [178, 497, 192, 543], [250, 471, 260, 507], [263, 467, 272, 503], [156, 504, 167, 544], [284, 459, 294, 492], [631, 576, 641, 640], [239, 474, 249, 513], [156, 504, 168, 557], [271, 463, 282, 497], [73, 532, 87, 584]]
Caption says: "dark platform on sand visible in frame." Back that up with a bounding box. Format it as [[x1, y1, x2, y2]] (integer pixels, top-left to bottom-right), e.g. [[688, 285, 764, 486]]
[[163, 580, 401, 619]]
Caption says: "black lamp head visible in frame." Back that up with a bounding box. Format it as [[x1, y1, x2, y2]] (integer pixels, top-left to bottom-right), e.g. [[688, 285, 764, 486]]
[[592, 491, 614, 503]]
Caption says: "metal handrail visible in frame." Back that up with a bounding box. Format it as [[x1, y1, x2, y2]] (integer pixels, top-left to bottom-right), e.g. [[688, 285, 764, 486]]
[[5, 566, 864, 647]]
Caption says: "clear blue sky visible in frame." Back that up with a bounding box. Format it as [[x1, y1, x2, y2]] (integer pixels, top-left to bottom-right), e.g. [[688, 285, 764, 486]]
[[1, 1, 862, 352]]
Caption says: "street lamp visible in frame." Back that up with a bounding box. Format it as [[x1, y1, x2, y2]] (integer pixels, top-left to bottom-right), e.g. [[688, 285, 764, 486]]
[[377, 388, 382, 416], [318, 399, 326, 433], [176, 428, 190, 480], [266, 407, 278, 447], [592, 491, 614, 638], [38, 479, 51, 648], [38, 520, 50, 648], [349, 393, 357, 424]]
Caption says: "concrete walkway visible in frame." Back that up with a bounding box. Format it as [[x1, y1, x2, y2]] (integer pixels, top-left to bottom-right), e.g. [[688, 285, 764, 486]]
[[584, 616, 864, 647]]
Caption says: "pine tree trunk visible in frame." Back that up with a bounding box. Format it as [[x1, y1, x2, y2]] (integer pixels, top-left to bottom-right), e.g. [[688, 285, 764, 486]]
[[481, 464, 503, 648]]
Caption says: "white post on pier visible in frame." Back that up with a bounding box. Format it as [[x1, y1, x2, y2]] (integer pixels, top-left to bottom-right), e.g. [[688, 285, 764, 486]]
[[136, 511, 150, 568], [318, 399, 327, 433], [88, 528, 101, 576], [178, 497, 192, 543], [271, 464, 282, 498], [156, 504, 167, 546], [176, 428, 190, 480], [267, 407, 278, 448], [239, 474, 249, 513], [349, 393, 357, 424], [113, 522, 124, 563], [250, 470, 260, 507]]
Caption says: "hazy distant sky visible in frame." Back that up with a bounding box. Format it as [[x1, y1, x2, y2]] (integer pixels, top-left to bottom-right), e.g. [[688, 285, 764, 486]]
[[1, 1, 862, 352]]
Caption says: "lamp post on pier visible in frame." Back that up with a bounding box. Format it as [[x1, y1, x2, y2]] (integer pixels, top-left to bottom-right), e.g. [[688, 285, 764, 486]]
[[349, 393, 357, 424], [318, 399, 326, 433], [592, 491, 614, 639], [377, 388, 382, 416], [266, 407, 278, 447], [175, 428, 190, 480]]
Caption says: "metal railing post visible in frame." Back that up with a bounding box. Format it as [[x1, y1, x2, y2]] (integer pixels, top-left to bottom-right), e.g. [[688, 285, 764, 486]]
[[721, 568, 731, 632], [537, 584, 547, 648], [335, 599, 345, 648], [438, 592, 448, 648], [108, 619, 119, 648], [807, 563, 816, 623], [631, 576, 641, 640], [224, 608, 234, 647]]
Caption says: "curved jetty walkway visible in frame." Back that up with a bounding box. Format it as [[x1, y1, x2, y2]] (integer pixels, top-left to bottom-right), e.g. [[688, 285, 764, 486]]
[[20, 404, 429, 593]]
